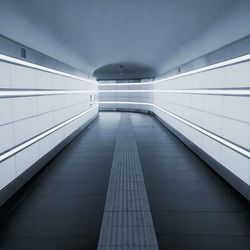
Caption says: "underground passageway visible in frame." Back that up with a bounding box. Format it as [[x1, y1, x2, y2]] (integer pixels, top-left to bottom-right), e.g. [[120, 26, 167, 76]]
[[0, 1, 250, 249], [0, 112, 249, 250]]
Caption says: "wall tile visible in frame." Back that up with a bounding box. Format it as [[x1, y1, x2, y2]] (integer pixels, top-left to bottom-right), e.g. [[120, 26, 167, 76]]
[[0, 61, 11, 88]]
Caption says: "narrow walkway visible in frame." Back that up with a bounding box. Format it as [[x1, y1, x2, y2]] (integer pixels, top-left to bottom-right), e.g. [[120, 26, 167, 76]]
[[0, 112, 249, 250], [98, 114, 158, 249]]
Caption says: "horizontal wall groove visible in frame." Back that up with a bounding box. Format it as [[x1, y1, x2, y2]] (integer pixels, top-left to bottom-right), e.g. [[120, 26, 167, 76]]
[[154, 105, 250, 155], [153, 98, 250, 125], [0, 53, 96, 83], [98, 101, 250, 159], [0, 114, 98, 206], [155, 114, 250, 201], [0, 105, 98, 163], [0, 54, 99, 194], [0, 89, 97, 98], [0, 101, 93, 127], [98, 56, 249, 199]]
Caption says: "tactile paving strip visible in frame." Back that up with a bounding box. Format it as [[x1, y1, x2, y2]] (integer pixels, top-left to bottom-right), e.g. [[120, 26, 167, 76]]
[[98, 114, 159, 249]]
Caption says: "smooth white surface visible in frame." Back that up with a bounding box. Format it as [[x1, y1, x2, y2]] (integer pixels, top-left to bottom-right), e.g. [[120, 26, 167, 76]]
[[0, 59, 98, 190], [0, 105, 98, 163], [0, 61, 11, 88], [0, 98, 13, 125], [0, 53, 96, 83], [153, 60, 250, 184]]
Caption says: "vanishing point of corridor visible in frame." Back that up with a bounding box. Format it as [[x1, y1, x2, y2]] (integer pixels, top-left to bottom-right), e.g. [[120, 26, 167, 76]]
[[0, 2, 250, 249]]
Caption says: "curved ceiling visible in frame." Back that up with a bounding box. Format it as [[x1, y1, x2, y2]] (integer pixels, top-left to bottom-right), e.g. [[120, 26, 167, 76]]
[[0, 0, 249, 80], [94, 62, 156, 81]]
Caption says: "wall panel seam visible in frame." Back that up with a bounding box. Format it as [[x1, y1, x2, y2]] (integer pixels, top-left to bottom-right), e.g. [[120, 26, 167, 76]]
[[0, 101, 93, 127], [98, 101, 250, 158], [0, 105, 98, 163]]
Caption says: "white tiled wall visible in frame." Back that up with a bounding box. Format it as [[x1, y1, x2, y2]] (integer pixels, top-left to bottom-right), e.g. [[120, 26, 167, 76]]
[[154, 61, 250, 186], [0, 61, 98, 190], [99, 84, 153, 112], [98, 61, 250, 188]]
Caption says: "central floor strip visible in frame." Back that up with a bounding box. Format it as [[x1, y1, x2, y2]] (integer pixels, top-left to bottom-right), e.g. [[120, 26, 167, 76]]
[[98, 113, 159, 249]]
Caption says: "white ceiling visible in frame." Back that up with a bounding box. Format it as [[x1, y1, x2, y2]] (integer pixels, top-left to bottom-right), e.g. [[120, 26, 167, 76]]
[[0, 0, 249, 79]]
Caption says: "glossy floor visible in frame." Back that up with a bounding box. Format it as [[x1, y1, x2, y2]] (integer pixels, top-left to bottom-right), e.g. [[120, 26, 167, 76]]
[[0, 112, 249, 250]]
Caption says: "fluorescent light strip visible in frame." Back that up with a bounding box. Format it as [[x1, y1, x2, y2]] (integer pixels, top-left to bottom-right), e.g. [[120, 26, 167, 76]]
[[0, 89, 97, 98], [0, 105, 98, 163], [98, 101, 250, 159], [98, 54, 250, 86], [153, 54, 250, 84], [98, 82, 154, 86], [1, 88, 249, 98], [98, 101, 151, 106], [98, 89, 250, 96], [153, 105, 250, 158], [0, 54, 96, 83]]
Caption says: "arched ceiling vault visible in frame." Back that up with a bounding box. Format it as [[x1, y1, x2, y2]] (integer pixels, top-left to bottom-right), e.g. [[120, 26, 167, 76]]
[[0, 0, 249, 80]]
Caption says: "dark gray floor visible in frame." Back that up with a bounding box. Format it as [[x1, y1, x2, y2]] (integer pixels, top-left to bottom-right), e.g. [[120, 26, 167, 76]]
[[0, 113, 120, 250], [0, 112, 249, 250], [130, 113, 250, 250]]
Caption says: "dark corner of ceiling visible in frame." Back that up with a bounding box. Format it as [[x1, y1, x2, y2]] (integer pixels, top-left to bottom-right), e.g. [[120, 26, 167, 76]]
[[93, 62, 156, 81]]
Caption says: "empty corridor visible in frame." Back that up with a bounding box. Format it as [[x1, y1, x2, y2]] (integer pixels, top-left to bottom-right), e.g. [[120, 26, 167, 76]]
[[0, 112, 249, 250]]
